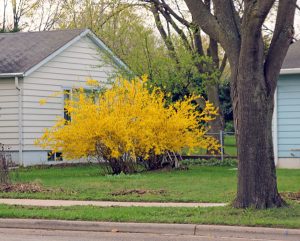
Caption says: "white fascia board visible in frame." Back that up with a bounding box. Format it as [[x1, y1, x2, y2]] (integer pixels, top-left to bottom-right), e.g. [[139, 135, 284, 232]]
[[86, 30, 132, 74], [0, 73, 24, 78], [24, 29, 90, 77], [280, 68, 300, 75]]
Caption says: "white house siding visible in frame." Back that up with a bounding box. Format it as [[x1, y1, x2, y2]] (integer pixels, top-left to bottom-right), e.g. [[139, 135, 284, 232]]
[[0, 78, 19, 150], [22, 36, 115, 165], [276, 74, 300, 168]]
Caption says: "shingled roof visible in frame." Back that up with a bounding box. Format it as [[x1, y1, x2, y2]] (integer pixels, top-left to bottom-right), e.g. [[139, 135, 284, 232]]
[[0, 29, 86, 74], [281, 40, 300, 70]]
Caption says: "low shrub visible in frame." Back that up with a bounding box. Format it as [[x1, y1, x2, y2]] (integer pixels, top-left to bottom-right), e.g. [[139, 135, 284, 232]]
[[182, 158, 237, 167]]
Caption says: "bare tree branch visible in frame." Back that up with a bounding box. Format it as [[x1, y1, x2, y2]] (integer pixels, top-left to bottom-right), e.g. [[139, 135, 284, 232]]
[[193, 25, 204, 56], [150, 3, 179, 63], [142, 0, 191, 27], [157, 7, 192, 52], [219, 54, 228, 75], [265, 0, 297, 96], [185, 0, 241, 63]]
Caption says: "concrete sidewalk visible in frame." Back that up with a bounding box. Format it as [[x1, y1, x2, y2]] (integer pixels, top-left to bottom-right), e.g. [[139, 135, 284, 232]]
[[0, 198, 226, 208], [0, 219, 299, 240]]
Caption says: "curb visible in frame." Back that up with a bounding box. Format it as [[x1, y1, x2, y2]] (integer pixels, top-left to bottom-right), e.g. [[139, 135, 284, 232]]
[[0, 219, 300, 240], [195, 224, 300, 240], [0, 219, 195, 235]]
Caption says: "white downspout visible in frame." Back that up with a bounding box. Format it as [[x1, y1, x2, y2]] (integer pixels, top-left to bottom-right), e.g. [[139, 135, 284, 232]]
[[15, 76, 23, 166], [273, 88, 279, 167]]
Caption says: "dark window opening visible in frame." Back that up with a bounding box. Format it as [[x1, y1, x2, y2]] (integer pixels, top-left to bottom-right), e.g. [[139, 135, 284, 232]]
[[47, 151, 63, 162]]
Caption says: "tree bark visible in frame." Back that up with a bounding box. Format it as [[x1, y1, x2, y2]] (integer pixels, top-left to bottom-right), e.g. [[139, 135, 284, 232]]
[[231, 0, 295, 208], [233, 66, 283, 208], [206, 84, 223, 133], [207, 36, 224, 133], [184, 0, 296, 209]]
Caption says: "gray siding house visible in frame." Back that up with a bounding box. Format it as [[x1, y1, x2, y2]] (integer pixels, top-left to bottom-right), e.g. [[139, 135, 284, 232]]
[[0, 29, 299, 169], [275, 40, 300, 168], [0, 29, 127, 166]]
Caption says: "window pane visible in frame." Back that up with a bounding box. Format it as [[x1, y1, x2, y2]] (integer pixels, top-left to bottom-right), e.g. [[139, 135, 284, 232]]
[[64, 89, 71, 122]]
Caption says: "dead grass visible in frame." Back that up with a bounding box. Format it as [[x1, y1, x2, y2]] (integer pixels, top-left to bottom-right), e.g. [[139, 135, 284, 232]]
[[0, 182, 77, 196], [0, 182, 49, 193], [281, 191, 300, 201], [111, 189, 167, 196]]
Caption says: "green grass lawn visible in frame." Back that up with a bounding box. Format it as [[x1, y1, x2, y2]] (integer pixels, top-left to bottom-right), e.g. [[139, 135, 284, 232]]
[[223, 135, 237, 156], [0, 202, 299, 228], [1, 165, 299, 203]]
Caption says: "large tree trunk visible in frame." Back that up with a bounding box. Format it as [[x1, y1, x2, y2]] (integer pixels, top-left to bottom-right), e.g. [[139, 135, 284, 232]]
[[184, 0, 296, 209], [232, 27, 284, 208], [233, 74, 284, 208]]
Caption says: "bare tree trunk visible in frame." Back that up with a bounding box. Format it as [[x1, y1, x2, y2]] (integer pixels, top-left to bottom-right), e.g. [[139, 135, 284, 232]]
[[206, 84, 223, 133], [207, 37, 224, 133], [233, 73, 283, 208], [232, 29, 284, 208]]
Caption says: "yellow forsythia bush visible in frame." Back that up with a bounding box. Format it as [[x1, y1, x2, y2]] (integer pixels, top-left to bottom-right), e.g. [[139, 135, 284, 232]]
[[36, 76, 219, 173]]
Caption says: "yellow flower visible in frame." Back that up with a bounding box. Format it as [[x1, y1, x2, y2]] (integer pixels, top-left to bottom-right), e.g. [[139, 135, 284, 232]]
[[39, 99, 47, 105], [86, 79, 100, 87], [36, 76, 219, 161]]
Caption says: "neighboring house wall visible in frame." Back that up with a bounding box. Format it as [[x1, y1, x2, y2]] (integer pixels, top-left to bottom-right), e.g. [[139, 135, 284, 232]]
[[22, 36, 115, 166], [0, 78, 20, 163], [276, 74, 300, 168]]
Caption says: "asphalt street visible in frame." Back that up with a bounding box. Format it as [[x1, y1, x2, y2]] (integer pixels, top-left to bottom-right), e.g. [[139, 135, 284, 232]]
[[0, 228, 295, 241]]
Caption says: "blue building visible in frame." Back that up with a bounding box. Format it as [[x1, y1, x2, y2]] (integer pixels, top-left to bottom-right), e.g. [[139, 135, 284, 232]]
[[275, 40, 300, 168]]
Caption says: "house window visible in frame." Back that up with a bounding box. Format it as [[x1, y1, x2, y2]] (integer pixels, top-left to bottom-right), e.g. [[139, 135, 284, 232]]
[[47, 151, 63, 162], [64, 89, 71, 122], [63, 88, 99, 122]]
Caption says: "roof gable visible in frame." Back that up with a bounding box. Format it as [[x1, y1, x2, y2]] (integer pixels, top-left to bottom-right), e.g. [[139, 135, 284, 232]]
[[0, 29, 129, 77], [281, 40, 300, 72], [0, 29, 86, 75]]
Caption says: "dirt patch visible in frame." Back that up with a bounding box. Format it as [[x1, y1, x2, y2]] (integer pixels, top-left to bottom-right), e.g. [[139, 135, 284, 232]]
[[0, 182, 76, 195], [111, 189, 167, 196], [0, 183, 49, 193], [281, 192, 300, 201]]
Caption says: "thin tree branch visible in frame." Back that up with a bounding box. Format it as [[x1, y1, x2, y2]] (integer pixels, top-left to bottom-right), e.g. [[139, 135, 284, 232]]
[[143, 0, 191, 27], [193, 25, 204, 56], [219, 54, 228, 75], [157, 7, 192, 52], [150, 3, 179, 63]]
